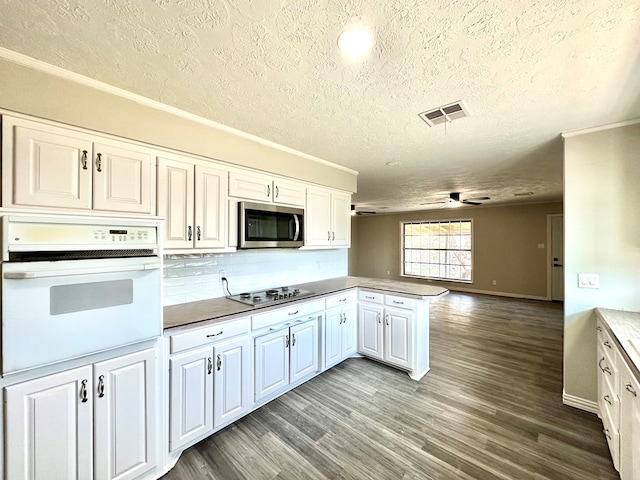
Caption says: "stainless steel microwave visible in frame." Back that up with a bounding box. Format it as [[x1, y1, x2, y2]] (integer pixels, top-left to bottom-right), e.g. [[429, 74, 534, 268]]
[[238, 202, 304, 248]]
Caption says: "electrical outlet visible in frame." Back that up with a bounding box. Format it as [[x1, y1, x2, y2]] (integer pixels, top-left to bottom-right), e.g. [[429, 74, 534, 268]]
[[219, 270, 227, 281], [492, 280, 497, 285]]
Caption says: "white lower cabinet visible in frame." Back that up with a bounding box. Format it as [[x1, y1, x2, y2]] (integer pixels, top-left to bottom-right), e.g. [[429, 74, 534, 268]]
[[620, 359, 640, 480], [358, 294, 413, 371], [169, 335, 251, 451], [324, 302, 357, 369], [4, 348, 157, 480], [254, 319, 318, 402]]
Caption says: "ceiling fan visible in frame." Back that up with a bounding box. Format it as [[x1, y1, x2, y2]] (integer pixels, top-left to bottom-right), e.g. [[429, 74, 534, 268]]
[[421, 192, 490, 208]]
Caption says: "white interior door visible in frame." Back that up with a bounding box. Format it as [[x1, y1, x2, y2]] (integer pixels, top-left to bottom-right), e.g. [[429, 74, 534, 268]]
[[551, 215, 564, 301]]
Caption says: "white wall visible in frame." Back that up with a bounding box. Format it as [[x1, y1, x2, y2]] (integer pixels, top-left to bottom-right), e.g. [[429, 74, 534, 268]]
[[564, 121, 640, 403], [163, 249, 348, 305]]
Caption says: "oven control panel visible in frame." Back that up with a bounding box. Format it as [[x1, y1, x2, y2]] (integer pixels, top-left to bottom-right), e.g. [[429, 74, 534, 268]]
[[3, 217, 159, 250]]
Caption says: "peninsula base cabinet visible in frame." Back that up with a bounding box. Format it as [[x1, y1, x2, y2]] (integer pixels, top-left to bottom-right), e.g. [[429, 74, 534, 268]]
[[357, 291, 429, 381], [4, 348, 157, 480]]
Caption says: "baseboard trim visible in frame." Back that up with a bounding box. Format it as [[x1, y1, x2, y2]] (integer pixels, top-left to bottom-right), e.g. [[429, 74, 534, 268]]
[[447, 286, 550, 301], [562, 390, 599, 415]]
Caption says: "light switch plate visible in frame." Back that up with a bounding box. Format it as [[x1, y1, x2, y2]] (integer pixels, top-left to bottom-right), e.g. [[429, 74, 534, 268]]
[[578, 273, 599, 289]]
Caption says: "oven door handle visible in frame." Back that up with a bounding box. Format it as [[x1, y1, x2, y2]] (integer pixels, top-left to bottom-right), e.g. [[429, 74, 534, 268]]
[[3, 262, 161, 279]]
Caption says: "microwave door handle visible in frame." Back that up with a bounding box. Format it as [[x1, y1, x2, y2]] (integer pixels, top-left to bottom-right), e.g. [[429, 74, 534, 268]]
[[3, 262, 161, 279], [293, 214, 301, 241]]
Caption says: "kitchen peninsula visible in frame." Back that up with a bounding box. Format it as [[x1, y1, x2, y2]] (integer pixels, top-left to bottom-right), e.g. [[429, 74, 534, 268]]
[[162, 276, 448, 472]]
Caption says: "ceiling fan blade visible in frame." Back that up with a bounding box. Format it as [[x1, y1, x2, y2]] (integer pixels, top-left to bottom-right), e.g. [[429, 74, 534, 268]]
[[420, 201, 447, 205], [464, 196, 490, 202], [461, 200, 483, 205], [355, 210, 377, 215]]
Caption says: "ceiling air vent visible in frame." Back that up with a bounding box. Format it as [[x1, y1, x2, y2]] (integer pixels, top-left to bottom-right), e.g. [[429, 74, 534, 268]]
[[418, 100, 471, 127]]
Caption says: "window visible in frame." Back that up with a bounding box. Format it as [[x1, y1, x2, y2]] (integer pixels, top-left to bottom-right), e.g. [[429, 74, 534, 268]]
[[402, 220, 473, 282]]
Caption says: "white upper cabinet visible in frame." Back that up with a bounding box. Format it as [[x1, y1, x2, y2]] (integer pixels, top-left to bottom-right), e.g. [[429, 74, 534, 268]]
[[92, 141, 155, 214], [228, 170, 305, 206], [305, 187, 351, 247], [157, 153, 228, 251], [2, 116, 156, 214]]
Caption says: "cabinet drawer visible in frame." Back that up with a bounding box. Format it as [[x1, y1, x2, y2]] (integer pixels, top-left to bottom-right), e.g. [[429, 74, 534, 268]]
[[358, 290, 383, 304], [600, 365, 620, 430], [170, 317, 250, 354], [602, 400, 620, 471], [598, 346, 619, 398], [325, 290, 357, 309], [252, 299, 324, 331], [385, 294, 416, 310]]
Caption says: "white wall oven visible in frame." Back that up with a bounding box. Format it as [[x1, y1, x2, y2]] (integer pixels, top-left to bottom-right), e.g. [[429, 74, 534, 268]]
[[1, 214, 162, 375]]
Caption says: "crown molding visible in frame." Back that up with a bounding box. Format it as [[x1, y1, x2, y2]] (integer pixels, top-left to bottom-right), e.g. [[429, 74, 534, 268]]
[[0, 47, 358, 176], [561, 117, 640, 138]]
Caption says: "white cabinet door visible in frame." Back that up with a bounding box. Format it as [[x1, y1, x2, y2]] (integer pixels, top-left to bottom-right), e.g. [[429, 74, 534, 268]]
[[169, 347, 214, 450], [384, 307, 413, 369], [331, 191, 351, 247], [619, 362, 640, 480], [157, 157, 195, 249], [94, 349, 157, 480], [229, 170, 271, 202], [358, 303, 384, 360], [254, 330, 290, 401], [194, 165, 227, 249], [273, 178, 305, 206], [8, 119, 93, 209], [213, 337, 251, 428], [341, 303, 358, 358], [324, 307, 343, 368], [5, 365, 94, 480], [290, 320, 318, 382], [92, 142, 155, 214], [305, 188, 332, 246]]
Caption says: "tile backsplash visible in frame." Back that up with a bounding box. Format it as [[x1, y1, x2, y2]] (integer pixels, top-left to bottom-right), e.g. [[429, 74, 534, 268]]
[[163, 249, 348, 306]]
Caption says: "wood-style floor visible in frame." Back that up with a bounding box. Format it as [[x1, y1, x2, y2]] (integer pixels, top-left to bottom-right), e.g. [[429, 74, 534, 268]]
[[161, 292, 618, 480]]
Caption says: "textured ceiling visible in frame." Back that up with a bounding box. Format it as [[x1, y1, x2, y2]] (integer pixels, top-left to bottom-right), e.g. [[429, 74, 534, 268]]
[[1, 0, 639, 212]]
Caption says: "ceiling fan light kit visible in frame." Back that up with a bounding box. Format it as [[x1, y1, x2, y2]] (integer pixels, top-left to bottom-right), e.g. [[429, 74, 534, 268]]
[[421, 192, 490, 208]]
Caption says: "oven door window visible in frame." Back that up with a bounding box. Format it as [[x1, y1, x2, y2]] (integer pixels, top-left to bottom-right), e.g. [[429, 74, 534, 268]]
[[50, 279, 133, 315]]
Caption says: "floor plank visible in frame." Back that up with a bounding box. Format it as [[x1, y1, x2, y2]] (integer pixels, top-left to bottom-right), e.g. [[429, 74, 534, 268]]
[[161, 292, 618, 480]]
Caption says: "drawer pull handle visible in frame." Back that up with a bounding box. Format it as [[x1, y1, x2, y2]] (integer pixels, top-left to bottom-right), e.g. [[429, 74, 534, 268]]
[[385, 314, 390, 326], [366, 296, 375, 300], [598, 356, 606, 372], [207, 357, 213, 375], [603, 394, 612, 405], [217, 354, 222, 371], [285, 334, 290, 348], [96, 152, 103, 172], [626, 383, 637, 397], [603, 428, 611, 440], [339, 298, 346, 302], [81, 150, 88, 170], [206, 331, 223, 338], [292, 333, 296, 346], [393, 300, 404, 305], [288, 310, 299, 316], [187, 226, 193, 241], [197, 226, 201, 241], [603, 366, 612, 375], [603, 340, 612, 349], [596, 325, 603, 332], [97, 375, 105, 398], [377, 313, 381, 324], [267, 185, 271, 198]]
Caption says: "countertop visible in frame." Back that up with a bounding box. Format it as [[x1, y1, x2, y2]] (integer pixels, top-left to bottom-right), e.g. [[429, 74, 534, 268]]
[[596, 308, 640, 380], [164, 276, 448, 332]]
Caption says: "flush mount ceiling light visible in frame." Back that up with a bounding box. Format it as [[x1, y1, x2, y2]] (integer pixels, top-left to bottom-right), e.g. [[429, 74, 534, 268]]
[[385, 161, 401, 167], [337, 27, 373, 58]]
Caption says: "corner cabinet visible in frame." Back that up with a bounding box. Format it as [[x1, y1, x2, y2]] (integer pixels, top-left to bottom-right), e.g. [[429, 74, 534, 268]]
[[2, 115, 156, 214], [305, 187, 351, 247], [324, 291, 357, 369], [228, 170, 305, 207], [157, 154, 228, 250], [4, 348, 157, 480]]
